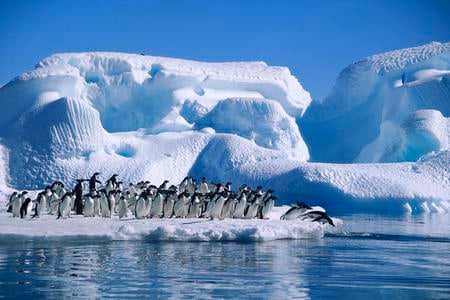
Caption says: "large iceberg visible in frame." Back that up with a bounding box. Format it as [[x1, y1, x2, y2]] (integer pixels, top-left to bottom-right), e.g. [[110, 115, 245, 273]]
[[0, 45, 449, 214], [301, 42, 450, 163]]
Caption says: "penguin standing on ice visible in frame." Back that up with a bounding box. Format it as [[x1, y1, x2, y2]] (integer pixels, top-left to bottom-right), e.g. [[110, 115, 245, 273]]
[[73, 179, 87, 214], [159, 180, 169, 191], [150, 191, 164, 218], [89, 172, 102, 193], [210, 191, 228, 220], [6, 192, 18, 213], [232, 192, 247, 219], [134, 193, 147, 219], [187, 194, 202, 218], [83, 194, 95, 217], [163, 191, 177, 218], [198, 177, 209, 195], [58, 192, 73, 219], [118, 196, 128, 219], [261, 195, 276, 219], [20, 197, 33, 218], [33, 191, 47, 218], [244, 194, 262, 219], [174, 192, 189, 218], [12, 191, 27, 218], [221, 194, 237, 219]]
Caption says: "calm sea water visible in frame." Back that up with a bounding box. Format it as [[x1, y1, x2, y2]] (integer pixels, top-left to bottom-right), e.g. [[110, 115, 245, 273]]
[[1, 214, 450, 299]]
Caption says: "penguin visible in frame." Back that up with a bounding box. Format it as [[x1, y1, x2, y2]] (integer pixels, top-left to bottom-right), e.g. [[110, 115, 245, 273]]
[[221, 194, 237, 219], [210, 191, 228, 220], [134, 194, 147, 219], [143, 191, 153, 218], [83, 194, 95, 217], [49, 190, 61, 215], [12, 191, 27, 218], [197, 177, 209, 195], [261, 195, 276, 219], [106, 191, 115, 218], [179, 176, 190, 193], [280, 202, 312, 221], [202, 192, 219, 219], [114, 190, 123, 213], [93, 191, 102, 216], [163, 191, 176, 218], [106, 174, 119, 192], [33, 191, 47, 218], [89, 172, 102, 193], [150, 191, 164, 218], [187, 178, 196, 195], [232, 192, 247, 219], [58, 192, 73, 219], [173, 192, 189, 218], [6, 192, 18, 213], [100, 191, 111, 218], [224, 182, 232, 192], [244, 194, 262, 219], [20, 197, 33, 218], [301, 211, 335, 226], [73, 179, 87, 214], [187, 194, 202, 218], [159, 180, 169, 191], [44, 187, 53, 213], [118, 196, 128, 219]]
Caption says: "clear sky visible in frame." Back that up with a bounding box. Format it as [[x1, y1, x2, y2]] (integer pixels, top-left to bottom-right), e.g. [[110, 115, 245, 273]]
[[1, 0, 449, 100]]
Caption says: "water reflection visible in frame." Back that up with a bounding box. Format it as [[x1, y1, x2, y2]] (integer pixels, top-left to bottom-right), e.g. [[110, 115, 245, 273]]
[[1, 214, 450, 298]]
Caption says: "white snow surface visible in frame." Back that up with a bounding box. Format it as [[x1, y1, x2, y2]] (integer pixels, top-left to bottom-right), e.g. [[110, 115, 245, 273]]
[[0, 45, 449, 215], [0, 207, 341, 242]]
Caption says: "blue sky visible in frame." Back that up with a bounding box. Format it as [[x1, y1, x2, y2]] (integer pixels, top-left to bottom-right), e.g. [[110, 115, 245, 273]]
[[1, 0, 449, 100]]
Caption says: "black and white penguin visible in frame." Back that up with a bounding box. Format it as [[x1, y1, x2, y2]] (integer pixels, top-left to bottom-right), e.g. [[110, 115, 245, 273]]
[[221, 194, 237, 219], [12, 191, 27, 218], [89, 172, 102, 193], [224, 182, 232, 192], [106, 174, 119, 191], [179, 176, 190, 193], [143, 191, 153, 218], [20, 197, 33, 218], [58, 192, 73, 219], [261, 196, 276, 219], [173, 192, 189, 218], [6, 192, 18, 213], [163, 191, 177, 218], [210, 191, 228, 220], [232, 192, 247, 219], [301, 211, 335, 226], [186, 178, 196, 195], [83, 194, 95, 217], [280, 202, 312, 220], [134, 193, 147, 219], [73, 179, 87, 214], [33, 191, 47, 218], [106, 191, 115, 218], [198, 177, 209, 195], [150, 191, 164, 218], [118, 196, 128, 219], [159, 180, 169, 191], [187, 194, 202, 218], [244, 194, 262, 219]]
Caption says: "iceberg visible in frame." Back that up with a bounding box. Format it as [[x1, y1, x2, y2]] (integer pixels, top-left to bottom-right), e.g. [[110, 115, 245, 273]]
[[302, 41, 450, 163], [0, 44, 449, 214]]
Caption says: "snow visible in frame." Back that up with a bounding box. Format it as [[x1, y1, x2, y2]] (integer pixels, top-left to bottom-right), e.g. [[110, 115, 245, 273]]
[[0, 44, 449, 216], [0, 207, 340, 242], [302, 41, 450, 163]]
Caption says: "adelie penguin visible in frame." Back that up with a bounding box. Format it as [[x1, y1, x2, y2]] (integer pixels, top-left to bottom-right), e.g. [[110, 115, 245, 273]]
[[58, 192, 73, 219], [83, 194, 95, 217], [89, 172, 102, 193], [33, 191, 47, 218], [301, 210, 335, 227], [118, 196, 128, 219], [280, 202, 312, 221], [20, 197, 33, 218]]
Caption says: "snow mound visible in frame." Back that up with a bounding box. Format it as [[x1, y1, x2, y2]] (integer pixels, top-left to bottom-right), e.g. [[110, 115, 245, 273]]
[[196, 97, 309, 160], [302, 41, 450, 163], [0, 207, 338, 242]]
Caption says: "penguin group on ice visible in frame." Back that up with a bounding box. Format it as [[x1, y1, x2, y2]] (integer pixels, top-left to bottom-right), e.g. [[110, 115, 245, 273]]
[[6, 173, 335, 226]]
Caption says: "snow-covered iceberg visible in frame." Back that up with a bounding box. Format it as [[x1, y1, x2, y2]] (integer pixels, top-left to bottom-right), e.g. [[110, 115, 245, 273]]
[[302, 41, 450, 163], [0, 45, 449, 214]]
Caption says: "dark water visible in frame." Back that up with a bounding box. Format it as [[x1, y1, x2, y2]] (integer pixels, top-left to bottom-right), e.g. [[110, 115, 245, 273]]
[[1, 214, 450, 299]]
